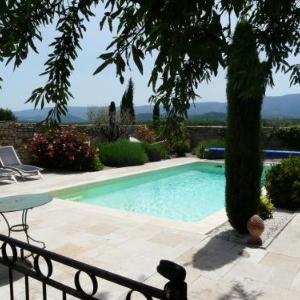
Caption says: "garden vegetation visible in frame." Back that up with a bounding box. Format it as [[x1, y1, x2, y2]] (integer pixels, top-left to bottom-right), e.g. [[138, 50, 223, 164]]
[[193, 139, 225, 159], [99, 140, 148, 167], [143, 143, 168, 162], [265, 158, 300, 210], [0, 108, 17, 121], [276, 126, 300, 150], [32, 127, 102, 171]]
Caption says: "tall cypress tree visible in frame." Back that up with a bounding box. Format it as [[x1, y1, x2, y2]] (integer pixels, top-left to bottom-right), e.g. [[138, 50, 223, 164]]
[[108, 101, 117, 122], [120, 78, 135, 124], [108, 101, 116, 125], [152, 102, 160, 130], [225, 21, 267, 233]]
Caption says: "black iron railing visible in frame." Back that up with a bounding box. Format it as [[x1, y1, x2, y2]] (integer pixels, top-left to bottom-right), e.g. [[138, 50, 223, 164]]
[[0, 234, 188, 300]]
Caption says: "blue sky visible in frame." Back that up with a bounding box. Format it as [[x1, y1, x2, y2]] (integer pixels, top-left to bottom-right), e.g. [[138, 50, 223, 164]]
[[0, 11, 298, 111]]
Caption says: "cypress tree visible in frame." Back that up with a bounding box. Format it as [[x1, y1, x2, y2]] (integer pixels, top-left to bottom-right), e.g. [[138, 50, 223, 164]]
[[120, 78, 135, 124], [108, 101, 116, 125], [107, 101, 118, 141], [225, 21, 267, 233], [152, 102, 160, 130]]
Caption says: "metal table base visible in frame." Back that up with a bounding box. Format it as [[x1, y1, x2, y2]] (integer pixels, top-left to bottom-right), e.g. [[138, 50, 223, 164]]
[[1, 210, 45, 260]]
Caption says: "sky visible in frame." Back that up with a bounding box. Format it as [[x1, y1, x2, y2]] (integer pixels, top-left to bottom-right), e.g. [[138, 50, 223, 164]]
[[0, 9, 299, 112]]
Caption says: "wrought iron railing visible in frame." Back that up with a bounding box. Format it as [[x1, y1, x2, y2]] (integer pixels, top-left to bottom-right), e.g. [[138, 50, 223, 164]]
[[0, 234, 188, 300]]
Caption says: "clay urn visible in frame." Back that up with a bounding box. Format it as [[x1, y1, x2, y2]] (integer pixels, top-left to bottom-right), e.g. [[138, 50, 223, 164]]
[[247, 214, 264, 246]]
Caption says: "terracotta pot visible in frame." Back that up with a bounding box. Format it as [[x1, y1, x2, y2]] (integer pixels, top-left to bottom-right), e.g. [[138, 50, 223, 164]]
[[247, 214, 264, 246]]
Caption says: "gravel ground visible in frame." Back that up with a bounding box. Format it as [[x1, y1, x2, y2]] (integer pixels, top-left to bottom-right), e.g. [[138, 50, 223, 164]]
[[208, 209, 295, 248]]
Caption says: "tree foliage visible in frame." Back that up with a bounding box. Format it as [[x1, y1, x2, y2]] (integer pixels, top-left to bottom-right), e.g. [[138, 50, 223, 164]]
[[0, 108, 17, 121], [120, 78, 135, 124], [225, 21, 267, 233], [0, 1, 299, 122]]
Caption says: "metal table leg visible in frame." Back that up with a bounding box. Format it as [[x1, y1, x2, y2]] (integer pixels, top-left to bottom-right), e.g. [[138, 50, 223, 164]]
[[0, 213, 11, 238], [21, 209, 45, 249], [1, 210, 46, 261]]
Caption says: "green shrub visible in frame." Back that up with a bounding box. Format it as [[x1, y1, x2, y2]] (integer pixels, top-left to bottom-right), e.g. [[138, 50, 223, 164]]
[[99, 140, 148, 167], [258, 196, 274, 219], [171, 139, 190, 157], [194, 139, 225, 158], [265, 158, 300, 209], [277, 126, 300, 150], [32, 127, 102, 171], [0, 108, 17, 121], [160, 120, 190, 157], [143, 143, 168, 162]]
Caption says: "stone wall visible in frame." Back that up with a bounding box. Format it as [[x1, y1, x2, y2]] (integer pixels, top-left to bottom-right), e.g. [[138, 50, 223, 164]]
[[186, 126, 226, 147], [0, 122, 39, 163], [186, 125, 282, 148], [0, 122, 282, 163]]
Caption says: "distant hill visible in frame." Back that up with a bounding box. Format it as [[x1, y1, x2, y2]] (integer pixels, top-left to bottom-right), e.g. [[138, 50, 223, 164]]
[[262, 94, 300, 118], [14, 108, 85, 123], [14, 93, 300, 122]]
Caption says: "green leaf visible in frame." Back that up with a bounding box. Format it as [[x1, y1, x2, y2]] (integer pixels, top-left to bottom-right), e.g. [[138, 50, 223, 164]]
[[98, 52, 114, 60], [93, 59, 113, 75], [132, 45, 143, 74]]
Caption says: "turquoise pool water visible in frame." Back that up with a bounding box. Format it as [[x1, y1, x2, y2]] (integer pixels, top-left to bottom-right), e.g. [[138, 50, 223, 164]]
[[54, 163, 227, 222]]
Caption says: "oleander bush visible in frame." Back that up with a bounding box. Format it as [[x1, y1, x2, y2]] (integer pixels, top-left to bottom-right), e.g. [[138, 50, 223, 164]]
[[32, 127, 102, 171], [99, 140, 148, 167], [193, 139, 225, 158], [265, 158, 300, 209], [143, 143, 168, 162], [258, 196, 274, 219]]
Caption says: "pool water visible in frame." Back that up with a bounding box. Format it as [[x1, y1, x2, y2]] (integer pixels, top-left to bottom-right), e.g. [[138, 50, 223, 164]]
[[54, 163, 227, 222]]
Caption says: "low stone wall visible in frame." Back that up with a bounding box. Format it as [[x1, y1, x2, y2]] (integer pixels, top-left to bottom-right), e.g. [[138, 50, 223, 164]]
[[187, 126, 282, 148], [186, 126, 226, 147], [0, 122, 40, 163], [0, 122, 282, 163]]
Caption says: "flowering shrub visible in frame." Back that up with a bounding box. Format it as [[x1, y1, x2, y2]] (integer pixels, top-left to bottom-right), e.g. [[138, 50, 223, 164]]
[[32, 127, 102, 171], [133, 125, 157, 143]]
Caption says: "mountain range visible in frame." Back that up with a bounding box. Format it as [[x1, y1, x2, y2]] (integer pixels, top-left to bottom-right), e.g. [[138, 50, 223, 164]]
[[14, 93, 300, 122]]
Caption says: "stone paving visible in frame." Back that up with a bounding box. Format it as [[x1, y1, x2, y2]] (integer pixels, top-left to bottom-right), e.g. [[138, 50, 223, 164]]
[[0, 157, 299, 299]]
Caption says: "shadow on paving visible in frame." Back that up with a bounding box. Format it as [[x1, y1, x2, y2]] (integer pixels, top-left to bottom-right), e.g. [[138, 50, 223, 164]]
[[0, 263, 24, 287], [192, 231, 246, 271], [219, 283, 263, 300]]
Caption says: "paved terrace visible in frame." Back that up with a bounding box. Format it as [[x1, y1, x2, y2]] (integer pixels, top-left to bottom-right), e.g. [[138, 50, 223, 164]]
[[0, 157, 299, 299]]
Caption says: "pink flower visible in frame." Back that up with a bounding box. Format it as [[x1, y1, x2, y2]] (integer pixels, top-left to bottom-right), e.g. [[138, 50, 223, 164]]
[[48, 150, 54, 158]]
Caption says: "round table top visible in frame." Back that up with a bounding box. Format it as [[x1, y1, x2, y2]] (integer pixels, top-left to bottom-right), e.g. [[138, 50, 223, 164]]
[[0, 193, 53, 213]]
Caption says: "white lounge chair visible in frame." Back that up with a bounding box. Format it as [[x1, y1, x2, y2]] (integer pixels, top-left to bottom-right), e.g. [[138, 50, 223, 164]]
[[0, 168, 17, 183], [0, 146, 43, 179]]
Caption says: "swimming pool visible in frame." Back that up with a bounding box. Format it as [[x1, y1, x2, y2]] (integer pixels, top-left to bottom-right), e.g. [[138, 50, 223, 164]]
[[54, 162, 227, 222]]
